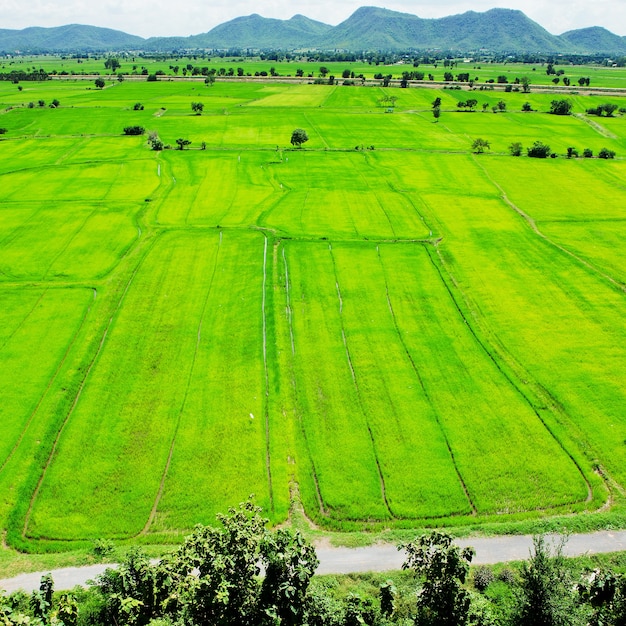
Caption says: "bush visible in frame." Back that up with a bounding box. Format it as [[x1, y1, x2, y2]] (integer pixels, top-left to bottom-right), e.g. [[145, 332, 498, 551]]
[[583, 148, 593, 158], [598, 147, 616, 159], [567, 147, 579, 158], [527, 141, 551, 158], [147, 74, 157, 82], [549, 99, 572, 115], [0, 128, 7, 134], [509, 142, 523, 156], [498, 568, 516, 584], [123, 125, 145, 136], [133, 102, 144, 110], [473, 566, 495, 592]]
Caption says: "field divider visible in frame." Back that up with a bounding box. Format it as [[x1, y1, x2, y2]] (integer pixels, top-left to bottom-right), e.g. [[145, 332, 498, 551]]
[[21, 236, 162, 539], [473, 156, 626, 295], [376, 246, 478, 515], [139, 231, 224, 536], [426, 243, 594, 507], [0, 290, 47, 355], [41, 208, 99, 280], [328, 243, 393, 519], [280, 244, 327, 517], [262, 235, 275, 512], [0, 288, 94, 476]]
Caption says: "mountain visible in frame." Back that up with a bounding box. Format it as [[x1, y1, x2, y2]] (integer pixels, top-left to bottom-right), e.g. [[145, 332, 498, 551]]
[[0, 24, 144, 53], [434, 8, 565, 52], [559, 26, 626, 55], [187, 14, 332, 49], [318, 7, 439, 49], [1, 8, 625, 54]]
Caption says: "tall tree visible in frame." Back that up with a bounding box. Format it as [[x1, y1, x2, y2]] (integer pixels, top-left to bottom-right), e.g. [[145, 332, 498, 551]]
[[401, 531, 474, 626]]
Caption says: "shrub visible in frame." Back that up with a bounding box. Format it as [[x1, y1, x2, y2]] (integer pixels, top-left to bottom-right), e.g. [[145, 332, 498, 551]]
[[474, 565, 495, 592], [527, 141, 551, 158], [522, 102, 533, 111], [583, 148, 593, 158], [133, 102, 144, 110], [509, 142, 523, 156], [567, 147, 579, 158], [498, 568, 516, 584], [123, 125, 145, 136], [147, 74, 157, 82], [92, 538, 114, 559], [598, 147, 616, 159], [0, 128, 7, 134], [549, 99, 572, 115]]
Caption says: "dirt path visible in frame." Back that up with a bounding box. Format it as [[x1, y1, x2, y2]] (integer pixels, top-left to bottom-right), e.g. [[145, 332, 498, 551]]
[[3, 531, 626, 593]]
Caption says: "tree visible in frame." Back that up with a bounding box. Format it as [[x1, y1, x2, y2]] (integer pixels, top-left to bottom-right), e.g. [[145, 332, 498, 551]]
[[51, 98, 60, 108], [104, 57, 121, 72], [191, 101, 204, 115], [290, 128, 309, 148], [259, 528, 319, 625], [319, 66, 329, 77], [549, 99, 572, 115], [513, 535, 584, 626], [433, 106, 441, 122], [472, 138, 490, 154], [567, 146, 579, 158], [509, 142, 523, 156], [176, 138, 192, 150], [599, 147, 616, 159], [30, 574, 54, 625], [522, 101, 533, 112], [205, 75, 216, 86], [94, 77, 105, 89], [432, 97, 442, 108], [521, 76, 531, 93], [497, 99, 507, 112], [527, 141, 551, 158], [583, 148, 593, 158], [123, 126, 145, 136], [401, 530, 474, 626]]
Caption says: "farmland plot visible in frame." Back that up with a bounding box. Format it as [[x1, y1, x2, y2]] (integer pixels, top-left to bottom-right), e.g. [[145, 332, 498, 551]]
[[2, 81, 626, 544], [282, 241, 587, 522]]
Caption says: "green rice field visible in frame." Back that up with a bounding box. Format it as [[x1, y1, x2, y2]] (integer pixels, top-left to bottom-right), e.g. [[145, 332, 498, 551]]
[[1, 74, 626, 548]]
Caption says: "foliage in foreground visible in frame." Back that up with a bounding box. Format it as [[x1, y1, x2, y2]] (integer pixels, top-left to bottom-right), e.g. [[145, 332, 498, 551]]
[[6, 505, 626, 626]]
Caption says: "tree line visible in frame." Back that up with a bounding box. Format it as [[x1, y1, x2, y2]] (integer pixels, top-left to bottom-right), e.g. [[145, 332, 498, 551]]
[[2, 500, 626, 626]]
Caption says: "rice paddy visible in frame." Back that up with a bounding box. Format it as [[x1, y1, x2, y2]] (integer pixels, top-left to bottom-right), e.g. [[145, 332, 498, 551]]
[[1, 74, 625, 548]]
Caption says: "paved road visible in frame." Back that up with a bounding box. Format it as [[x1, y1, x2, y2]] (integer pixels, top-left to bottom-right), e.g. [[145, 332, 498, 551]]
[[3, 530, 626, 594]]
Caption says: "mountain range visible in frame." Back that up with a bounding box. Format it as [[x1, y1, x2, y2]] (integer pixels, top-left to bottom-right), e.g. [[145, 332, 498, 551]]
[[2, 6, 626, 55]]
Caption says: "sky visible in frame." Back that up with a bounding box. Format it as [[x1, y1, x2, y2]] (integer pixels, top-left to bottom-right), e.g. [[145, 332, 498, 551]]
[[1, 0, 625, 39]]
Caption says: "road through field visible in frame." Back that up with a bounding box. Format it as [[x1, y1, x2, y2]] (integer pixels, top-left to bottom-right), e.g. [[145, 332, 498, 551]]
[[3, 531, 626, 593]]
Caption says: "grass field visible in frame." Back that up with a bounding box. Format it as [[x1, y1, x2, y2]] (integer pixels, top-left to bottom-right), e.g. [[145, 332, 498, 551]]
[[1, 74, 625, 549]]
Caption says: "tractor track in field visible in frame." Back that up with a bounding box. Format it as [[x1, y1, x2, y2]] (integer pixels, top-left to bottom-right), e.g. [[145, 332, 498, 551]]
[[427, 242, 594, 508], [280, 244, 327, 517], [22, 237, 161, 540], [0, 289, 95, 476], [0, 290, 48, 355], [328, 243, 393, 519], [473, 156, 626, 296], [262, 235, 275, 512], [139, 231, 224, 536], [376, 246, 477, 516]]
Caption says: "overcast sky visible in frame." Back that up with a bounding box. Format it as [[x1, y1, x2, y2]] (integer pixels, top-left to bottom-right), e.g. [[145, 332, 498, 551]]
[[1, 0, 625, 39]]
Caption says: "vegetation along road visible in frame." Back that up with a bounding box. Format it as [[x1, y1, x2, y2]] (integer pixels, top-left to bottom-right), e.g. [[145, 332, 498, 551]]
[[3, 531, 626, 593]]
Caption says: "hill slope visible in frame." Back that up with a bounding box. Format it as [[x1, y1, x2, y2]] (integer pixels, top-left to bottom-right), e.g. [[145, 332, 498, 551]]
[[560, 26, 626, 54], [2, 8, 626, 53], [0, 24, 144, 52]]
